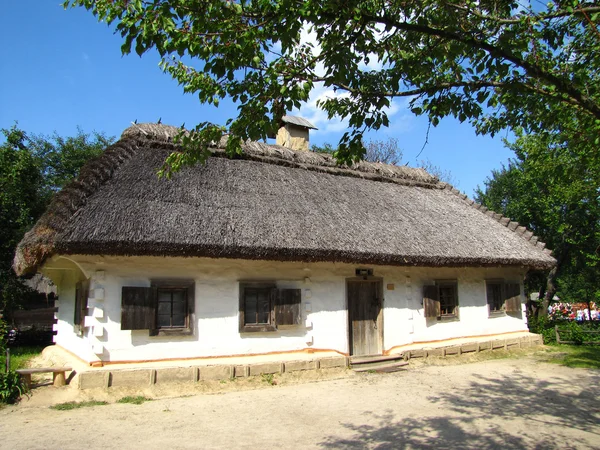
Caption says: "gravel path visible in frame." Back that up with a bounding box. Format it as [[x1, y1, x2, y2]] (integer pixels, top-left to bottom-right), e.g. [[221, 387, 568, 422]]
[[2, 356, 599, 449]]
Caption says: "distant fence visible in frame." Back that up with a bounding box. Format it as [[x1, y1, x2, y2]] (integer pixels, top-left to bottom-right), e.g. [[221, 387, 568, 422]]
[[6, 307, 56, 347], [555, 325, 600, 345]]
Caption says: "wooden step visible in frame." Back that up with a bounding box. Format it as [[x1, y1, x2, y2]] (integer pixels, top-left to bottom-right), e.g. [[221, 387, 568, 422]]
[[350, 354, 405, 365], [353, 361, 409, 373]]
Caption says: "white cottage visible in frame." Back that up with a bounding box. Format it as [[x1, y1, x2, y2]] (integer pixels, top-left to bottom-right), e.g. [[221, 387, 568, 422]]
[[14, 123, 555, 368]]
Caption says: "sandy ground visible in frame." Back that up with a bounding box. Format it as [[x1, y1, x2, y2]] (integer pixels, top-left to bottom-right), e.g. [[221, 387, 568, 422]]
[[1, 351, 599, 449]]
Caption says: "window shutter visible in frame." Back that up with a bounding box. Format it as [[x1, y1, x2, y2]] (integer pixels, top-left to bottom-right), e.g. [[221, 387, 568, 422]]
[[121, 287, 157, 330], [423, 285, 440, 318], [74, 280, 90, 329], [504, 283, 521, 313], [275, 289, 302, 326]]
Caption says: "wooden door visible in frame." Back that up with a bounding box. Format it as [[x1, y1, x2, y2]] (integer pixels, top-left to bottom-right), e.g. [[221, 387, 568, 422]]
[[347, 280, 383, 356]]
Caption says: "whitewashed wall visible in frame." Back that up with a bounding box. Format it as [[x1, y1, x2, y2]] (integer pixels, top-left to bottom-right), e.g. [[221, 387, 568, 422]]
[[44, 255, 529, 363]]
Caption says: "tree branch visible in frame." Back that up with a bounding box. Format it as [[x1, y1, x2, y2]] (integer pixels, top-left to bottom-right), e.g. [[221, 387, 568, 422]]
[[352, 12, 600, 119], [445, 3, 600, 25]]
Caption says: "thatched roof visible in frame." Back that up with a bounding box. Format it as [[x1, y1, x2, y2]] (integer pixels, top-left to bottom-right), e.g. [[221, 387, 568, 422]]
[[14, 123, 555, 276]]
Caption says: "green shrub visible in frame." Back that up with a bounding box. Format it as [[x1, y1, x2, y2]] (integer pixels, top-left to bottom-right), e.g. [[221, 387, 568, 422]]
[[0, 370, 28, 404], [527, 315, 556, 344], [567, 321, 585, 345]]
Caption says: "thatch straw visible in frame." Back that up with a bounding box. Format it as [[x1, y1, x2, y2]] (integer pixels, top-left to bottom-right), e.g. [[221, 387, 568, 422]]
[[14, 123, 556, 276]]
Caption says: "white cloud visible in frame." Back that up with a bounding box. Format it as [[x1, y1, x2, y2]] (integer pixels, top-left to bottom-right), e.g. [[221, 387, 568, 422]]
[[291, 24, 407, 136]]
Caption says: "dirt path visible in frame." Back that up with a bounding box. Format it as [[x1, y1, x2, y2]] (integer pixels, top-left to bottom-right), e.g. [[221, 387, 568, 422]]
[[2, 355, 599, 449]]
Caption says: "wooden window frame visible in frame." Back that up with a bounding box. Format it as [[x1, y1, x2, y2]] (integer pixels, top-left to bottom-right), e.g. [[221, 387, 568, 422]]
[[486, 280, 506, 317], [423, 280, 459, 321], [151, 280, 195, 336], [437, 280, 459, 320], [239, 282, 277, 333], [486, 280, 522, 317], [156, 287, 188, 329], [121, 280, 195, 336], [238, 282, 302, 333], [74, 280, 90, 335]]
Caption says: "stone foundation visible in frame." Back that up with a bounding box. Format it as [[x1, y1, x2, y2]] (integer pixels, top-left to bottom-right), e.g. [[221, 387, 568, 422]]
[[77, 334, 543, 389]]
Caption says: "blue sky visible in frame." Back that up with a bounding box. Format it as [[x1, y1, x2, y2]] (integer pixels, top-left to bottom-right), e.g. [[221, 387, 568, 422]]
[[1, 1, 515, 197]]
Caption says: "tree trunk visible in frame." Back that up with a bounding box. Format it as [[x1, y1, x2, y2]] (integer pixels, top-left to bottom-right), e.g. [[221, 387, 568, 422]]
[[543, 249, 567, 312], [536, 284, 547, 318], [543, 265, 558, 313]]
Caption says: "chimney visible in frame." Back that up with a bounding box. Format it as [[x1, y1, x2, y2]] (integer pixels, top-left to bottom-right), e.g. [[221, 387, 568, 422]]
[[275, 115, 317, 151]]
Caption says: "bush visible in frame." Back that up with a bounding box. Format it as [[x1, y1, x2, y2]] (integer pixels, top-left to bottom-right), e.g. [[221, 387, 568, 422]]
[[527, 315, 556, 344], [0, 370, 28, 404], [567, 321, 586, 345], [530, 313, 600, 345]]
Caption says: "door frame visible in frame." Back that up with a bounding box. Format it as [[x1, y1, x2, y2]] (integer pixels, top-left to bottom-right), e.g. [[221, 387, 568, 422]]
[[346, 277, 384, 356]]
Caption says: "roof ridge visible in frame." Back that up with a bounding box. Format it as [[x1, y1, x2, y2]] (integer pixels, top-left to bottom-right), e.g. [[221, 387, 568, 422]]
[[442, 184, 553, 256], [122, 123, 440, 188]]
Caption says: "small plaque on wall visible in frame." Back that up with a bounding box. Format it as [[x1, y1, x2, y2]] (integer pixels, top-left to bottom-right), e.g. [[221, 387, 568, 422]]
[[387, 284, 395, 291], [355, 268, 374, 276]]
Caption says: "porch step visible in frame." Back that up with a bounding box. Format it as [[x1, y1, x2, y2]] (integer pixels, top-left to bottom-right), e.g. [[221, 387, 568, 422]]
[[352, 361, 409, 373], [350, 354, 405, 365], [350, 354, 408, 373]]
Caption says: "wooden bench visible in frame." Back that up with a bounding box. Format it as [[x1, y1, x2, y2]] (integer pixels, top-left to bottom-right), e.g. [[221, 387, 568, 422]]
[[16, 367, 72, 388]]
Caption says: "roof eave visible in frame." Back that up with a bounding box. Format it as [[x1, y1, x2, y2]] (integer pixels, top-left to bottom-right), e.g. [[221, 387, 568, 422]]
[[53, 242, 557, 271]]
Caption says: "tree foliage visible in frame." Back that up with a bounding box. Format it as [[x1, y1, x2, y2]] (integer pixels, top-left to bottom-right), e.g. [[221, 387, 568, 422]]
[[475, 131, 600, 307], [314, 137, 403, 165], [0, 125, 113, 312], [65, 0, 600, 170], [312, 137, 456, 184], [364, 138, 402, 165], [29, 128, 114, 193], [417, 158, 457, 186]]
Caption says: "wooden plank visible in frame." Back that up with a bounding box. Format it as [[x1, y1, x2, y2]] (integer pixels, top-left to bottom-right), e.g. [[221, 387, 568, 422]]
[[121, 287, 156, 330], [74, 280, 89, 328], [348, 280, 382, 356], [16, 367, 72, 374], [353, 361, 409, 372], [423, 285, 440, 318], [504, 283, 521, 312], [275, 289, 301, 325], [351, 354, 405, 365]]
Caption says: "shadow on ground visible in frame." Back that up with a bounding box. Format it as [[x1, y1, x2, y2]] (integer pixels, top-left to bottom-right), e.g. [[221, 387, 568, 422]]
[[320, 370, 600, 449]]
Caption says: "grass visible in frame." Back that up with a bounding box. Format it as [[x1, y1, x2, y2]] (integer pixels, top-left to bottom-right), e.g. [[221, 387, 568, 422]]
[[261, 373, 277, 385], [117, 396, 152, 405], [0, 346, 44, 371], [50, 400, 108, 410], [536, 345, 600, 369]]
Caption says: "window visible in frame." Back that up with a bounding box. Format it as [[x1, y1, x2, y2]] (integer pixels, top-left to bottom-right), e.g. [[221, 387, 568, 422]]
[[121, 280, 194, 335], [486, 281, 504, 314], [243, 285, 274, 329], [157, 287, 188, 329], [423, 281, 459, 320], [438, 281, 458, 317], [239, 282, 301, 333], [486, 281, 521, 316]]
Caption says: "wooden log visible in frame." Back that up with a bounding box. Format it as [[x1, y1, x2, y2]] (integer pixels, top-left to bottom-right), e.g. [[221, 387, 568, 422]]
[[21, 373, 32, 388], [53, 371, 67, 387], [16, 367, 72, 388]]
